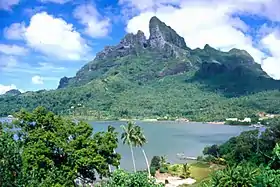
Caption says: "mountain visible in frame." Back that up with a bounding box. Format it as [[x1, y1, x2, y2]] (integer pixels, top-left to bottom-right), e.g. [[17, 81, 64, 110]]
[[1, 16, 280, 121]]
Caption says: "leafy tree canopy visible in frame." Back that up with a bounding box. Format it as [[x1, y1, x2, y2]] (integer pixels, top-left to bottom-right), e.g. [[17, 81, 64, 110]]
[[1, 106, 121, 186]]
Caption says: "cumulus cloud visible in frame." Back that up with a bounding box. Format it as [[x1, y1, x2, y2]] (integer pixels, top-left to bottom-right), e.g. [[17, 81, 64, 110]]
[[73, 4, 111, 38], [32, 75, 44, 84], [261, 30, 280, 79], [121, 0, 280, 79], [0, 0, 20, 10], [0, 84, 17, 95], [4, 12, 89, 61], [0, 44, 28, 56]]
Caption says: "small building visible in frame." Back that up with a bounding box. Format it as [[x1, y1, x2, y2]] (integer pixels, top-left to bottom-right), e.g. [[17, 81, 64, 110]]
[[241, 118, 251, 123], [266, 114, 275, 118], [226, 118, 238, 121]]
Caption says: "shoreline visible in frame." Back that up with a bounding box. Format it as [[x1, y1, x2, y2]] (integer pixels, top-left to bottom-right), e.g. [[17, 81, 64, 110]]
[[63, 116, 228, 125]]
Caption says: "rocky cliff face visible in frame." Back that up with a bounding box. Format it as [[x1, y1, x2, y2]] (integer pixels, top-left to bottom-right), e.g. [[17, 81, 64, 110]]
[[148, 16, 187, 49], [95, 30, 148, 61]]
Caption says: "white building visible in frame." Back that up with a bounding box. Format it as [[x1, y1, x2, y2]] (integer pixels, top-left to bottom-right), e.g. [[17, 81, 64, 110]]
[[241, 118, 251, 123], [226, 118, 238, 121]]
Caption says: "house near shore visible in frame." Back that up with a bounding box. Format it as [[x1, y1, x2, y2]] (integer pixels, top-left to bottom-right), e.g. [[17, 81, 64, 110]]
[[240, 118, 251, 123], [226, 118, 238, 121], [226, 117, 252, 123]]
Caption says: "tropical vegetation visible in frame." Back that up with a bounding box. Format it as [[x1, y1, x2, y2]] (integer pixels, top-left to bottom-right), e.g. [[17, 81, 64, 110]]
[[0, 107, 120, 186], [1, 17, 280, 122], [201, 118, 280, 186]]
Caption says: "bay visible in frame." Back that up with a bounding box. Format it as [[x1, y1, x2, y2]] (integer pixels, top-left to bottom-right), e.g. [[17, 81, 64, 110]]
[[90, 121, 251, 171]]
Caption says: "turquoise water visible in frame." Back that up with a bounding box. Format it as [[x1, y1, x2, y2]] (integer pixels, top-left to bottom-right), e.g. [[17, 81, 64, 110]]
[[90, 121, 251, 171]]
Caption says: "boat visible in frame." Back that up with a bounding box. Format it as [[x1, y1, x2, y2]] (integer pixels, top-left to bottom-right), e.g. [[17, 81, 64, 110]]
[[176, 153, 197, 160], [7, 115, 14, 119], [249, 124, 264, 128]]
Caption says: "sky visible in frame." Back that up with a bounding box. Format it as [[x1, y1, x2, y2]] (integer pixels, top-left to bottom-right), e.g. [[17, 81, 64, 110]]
[[0, 0, 280, 94]]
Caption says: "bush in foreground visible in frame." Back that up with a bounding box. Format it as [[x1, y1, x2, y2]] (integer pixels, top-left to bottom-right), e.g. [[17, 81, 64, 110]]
[[98, 169, 164, 187], [1, 106, 121, 186]]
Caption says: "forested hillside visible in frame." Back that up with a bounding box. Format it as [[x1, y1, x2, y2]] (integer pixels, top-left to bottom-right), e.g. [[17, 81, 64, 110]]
[[1, 16, 280, 121]]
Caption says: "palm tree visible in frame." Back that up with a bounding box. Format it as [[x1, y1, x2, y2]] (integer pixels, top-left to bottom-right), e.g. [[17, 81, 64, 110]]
[[134, 125, 151, 177], [160, 155, 167, 167], [121, 121, 137, 172], [107, 125, 120, 173]]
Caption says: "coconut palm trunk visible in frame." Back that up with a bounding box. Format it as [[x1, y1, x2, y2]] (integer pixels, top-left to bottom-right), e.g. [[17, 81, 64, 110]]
[[141, 148, 151, 177], [129, 141, 137, 172]]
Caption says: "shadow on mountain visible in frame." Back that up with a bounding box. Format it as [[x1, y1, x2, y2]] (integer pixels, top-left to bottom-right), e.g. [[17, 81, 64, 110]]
[[186, 62, 280, 97]]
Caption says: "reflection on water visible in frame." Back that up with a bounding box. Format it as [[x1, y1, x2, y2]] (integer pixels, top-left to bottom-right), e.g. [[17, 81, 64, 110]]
[[90, 121, 251, 171]]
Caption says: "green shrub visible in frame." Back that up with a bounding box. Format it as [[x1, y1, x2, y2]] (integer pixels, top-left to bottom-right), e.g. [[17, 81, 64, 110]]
[[150, 167, 156, 177], [197, 156, 203, 161], [255, 169, 280, 187], [150, 156, 161, 170], [98, 170, 164, 187], [159, 167, 168, 173], [168, 164, 180, 172], [179, 163, 190, 179], [209, 164, 259, 187]]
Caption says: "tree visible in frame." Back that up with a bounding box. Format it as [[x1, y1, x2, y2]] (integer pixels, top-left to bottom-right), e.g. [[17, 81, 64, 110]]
[[121, 121, 137, 172], [203, 144, 220, 158], [134, 125, 151, 177], [0, 122, 23, 187], [150, 156, 161, 170], [13, 106, 121, 186]]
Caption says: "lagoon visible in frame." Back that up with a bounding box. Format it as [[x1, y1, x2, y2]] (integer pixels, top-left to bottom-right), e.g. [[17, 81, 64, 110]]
[[90, 121, 251, 171]]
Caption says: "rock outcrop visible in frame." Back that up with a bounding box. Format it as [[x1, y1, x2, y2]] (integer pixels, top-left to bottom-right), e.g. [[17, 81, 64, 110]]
[[148, 16, 187, 49]]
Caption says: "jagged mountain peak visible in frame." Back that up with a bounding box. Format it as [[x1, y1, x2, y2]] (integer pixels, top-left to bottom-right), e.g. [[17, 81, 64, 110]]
[[57, 16, 272, 90], [148, 16, 187, 49]]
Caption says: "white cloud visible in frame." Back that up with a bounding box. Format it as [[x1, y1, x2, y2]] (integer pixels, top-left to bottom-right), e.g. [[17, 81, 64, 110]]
[[73, 4, 111, 38], [25, 12, 89, 60], [261, 30, 280, 79], [0, 0, 20, 10], [32, 75, 44, 84], [122, 0, 280, 79], [39, 0, 71, 4], [0, 84, 17, 95], [3, 22, 26, 40], [5, 12, 89, 61], [0, 44, 28, 56]]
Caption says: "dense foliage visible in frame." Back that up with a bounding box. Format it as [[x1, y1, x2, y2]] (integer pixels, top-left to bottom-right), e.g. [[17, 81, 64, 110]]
[[0, 107, 121, 186], [1, 73, 280, 122], [97, 169, 164, 187], [0, 122, 23, 186], [202, 118, 280, 186]]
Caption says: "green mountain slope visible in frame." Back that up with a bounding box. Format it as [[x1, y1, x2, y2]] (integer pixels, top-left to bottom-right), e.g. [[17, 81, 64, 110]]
[[1, 16, 280, 121]]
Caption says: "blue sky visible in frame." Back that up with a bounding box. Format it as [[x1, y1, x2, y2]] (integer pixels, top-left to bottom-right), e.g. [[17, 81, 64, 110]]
[[0, 0, 280, 94]]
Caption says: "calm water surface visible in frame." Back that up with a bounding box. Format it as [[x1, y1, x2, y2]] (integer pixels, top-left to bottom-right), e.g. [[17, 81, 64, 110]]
[[90, 121, 251, 171]]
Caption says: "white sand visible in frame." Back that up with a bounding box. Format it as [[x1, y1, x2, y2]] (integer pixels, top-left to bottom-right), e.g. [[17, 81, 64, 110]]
[[156, 176, 196, 186]]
